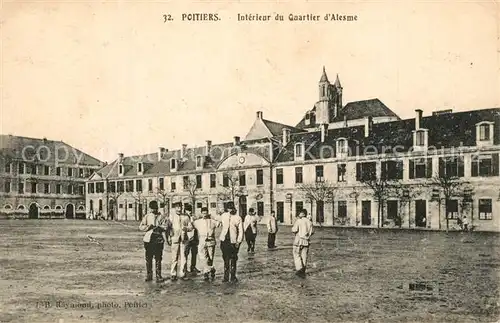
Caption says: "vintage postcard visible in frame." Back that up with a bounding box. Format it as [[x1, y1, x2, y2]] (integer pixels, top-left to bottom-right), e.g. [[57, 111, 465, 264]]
[[1, 1, 499, 322]]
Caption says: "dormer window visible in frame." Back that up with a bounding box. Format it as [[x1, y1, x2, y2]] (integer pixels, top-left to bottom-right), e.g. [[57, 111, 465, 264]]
[[480, 124, 490, 140], [305, 112, 311, 125], [413, 129, 428, 150], [476, 121, 494, 146], [137, 162, 143, 174], [295, 143, 304, 159], [118, 164, 124, 176], [196, 155, 203, 169], [170, 158, 177, 171]]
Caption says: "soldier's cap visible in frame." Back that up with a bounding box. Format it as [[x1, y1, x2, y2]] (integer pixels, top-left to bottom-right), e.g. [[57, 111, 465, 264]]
[[226, 201, 235, 210], [172, 202, 182, 208], [184, 204, 192, 212], [201, 207, 208, 212], [248, 208, 256, 214], [149, 200, 159, 209], [300, 209, 308, 216]]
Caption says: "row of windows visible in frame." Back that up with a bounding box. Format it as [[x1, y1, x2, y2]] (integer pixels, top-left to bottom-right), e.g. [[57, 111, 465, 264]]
[[3, 163, 91, 178], [2, 181, 84, 195]]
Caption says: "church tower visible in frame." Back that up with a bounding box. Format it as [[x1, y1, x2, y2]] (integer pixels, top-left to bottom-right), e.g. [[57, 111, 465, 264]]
[[316, 66, 331, 125]]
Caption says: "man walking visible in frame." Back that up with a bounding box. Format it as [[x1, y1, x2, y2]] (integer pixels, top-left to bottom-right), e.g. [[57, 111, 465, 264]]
[[169, 202, 193, 281], [243, 207, 259, 254], [193, 207, 221, 281], [183, 204, 200, 275], [292, 209, 314, 278], [219, 202, 243, 283], [266, 210, 278, 249], [139, 200, 169, 283]]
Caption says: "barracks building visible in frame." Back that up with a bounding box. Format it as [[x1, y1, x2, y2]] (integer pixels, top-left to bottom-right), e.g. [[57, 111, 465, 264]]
[[85, 68, 500, 231]]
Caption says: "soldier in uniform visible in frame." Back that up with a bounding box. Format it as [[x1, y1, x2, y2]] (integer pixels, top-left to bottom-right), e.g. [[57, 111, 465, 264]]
[[138, 200, 170, 283], [169, 202, 193, 281], [218, 202, 244, 282], [183, 204, 201, 275], [291, 209, 314, 278], [193, 207, 221, 281], [266, 210, 278, 249], [243, 208, 259, 254]]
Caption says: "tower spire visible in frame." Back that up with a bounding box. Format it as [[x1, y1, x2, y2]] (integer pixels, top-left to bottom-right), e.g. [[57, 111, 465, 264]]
[[319, 66, 329, 83], [334, 73, 342, 87]]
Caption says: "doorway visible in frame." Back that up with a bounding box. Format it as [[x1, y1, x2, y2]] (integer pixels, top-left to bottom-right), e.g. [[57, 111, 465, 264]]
[[28, 203, 39, 219], [415, 200, 427, 228], [65, 204, 74, 219], [239, 195, 247, 219], [276, 201, 284, 223], [316, 200, 325, 224], [361, 200, 371, 225]]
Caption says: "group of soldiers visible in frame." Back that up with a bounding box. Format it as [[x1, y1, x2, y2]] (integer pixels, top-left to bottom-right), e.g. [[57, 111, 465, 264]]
[[138, 200, 315, 283]]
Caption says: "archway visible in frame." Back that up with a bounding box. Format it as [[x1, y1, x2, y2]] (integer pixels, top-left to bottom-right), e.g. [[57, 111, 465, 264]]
[[29, 203, 39, 219], [65, 204, 74, 219]]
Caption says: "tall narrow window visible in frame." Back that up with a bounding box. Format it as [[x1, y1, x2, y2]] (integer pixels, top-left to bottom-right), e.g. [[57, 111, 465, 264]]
[[238, 171, 246, 186], [158, 178, 164, 190], [479, 124, 491, 141], [315, 165, 324, 182], [210, 174, 217, 188], [256, 169, 264, 185], [479, 199, 492, 220], [196, 175, 202, 189], [295, 167, 303, 184], [276, 168, 283, 185]]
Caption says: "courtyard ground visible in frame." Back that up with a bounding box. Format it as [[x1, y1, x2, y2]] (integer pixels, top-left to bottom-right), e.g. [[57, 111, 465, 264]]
[[0, 220, 499, 323]]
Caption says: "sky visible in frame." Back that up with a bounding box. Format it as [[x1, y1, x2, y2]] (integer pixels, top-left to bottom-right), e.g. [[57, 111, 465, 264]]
[[2, 1, 499, 163]]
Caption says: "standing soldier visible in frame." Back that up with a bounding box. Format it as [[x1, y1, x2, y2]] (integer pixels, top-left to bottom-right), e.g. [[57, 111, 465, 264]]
[[193, 207, 221, 281], [291, 209, 314, 278], [183, 204, 200, 275], [169, 202, 193, 281], [219, 202, 243, 282], [266, 210, 278, 249], [139, 200, 170, 283], [243, 208, 259, 254]]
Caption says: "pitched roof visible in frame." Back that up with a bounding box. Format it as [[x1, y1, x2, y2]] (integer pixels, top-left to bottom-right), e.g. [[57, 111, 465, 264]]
[[0, 135, 103, 166], [333, 74, 342, 88], [319, 67, 329, 83], [262, 119, 302, 136]]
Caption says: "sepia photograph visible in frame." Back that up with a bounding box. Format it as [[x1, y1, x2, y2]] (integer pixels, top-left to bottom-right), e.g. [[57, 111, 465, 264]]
[[1, 1, 499, 322]]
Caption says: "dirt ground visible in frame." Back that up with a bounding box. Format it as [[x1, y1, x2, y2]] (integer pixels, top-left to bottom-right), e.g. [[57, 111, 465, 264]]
[[0, 220, 499, 323]]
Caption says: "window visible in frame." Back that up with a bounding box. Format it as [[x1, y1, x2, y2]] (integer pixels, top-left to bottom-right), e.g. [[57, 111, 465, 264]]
[[438, 156, 464, 178], [276, 168, 283, 184], [4, 181, 11, 193], [137, 163, 143, 173], [315, 165, 324, 182], [44, 166, 50, 175], [238, 171, 246, 186], [119, 204, 123, 209], [136, 179, 142, 192], [78, 185, 84, 195], [256, 169, 263, 185], [196, 202, 203, 209], [148, 179, 153, 191], [30, 164, 37, 175], [56, 167, 61, 176], [171, 181, 176, 191], [19, 163, 25, 174], [96, 182, 105, 193], [316, 200, 325, 223], [295, 144, 303, 158], [338, 201, 347, 218], [222, 174, 229, 187], [210, 202, 217, 209], [158, 178, 164, 190], [126, 180, 133, 192], [210, 174, 217, 188], [356, 162, 376, 181], [56, 184, 61, 194], [196, 156, 203, 168], [386, 200, 398, 219], [44, 183, 50, 194], [117, 181, 124, 192], [170, 159, 176, 170], [381, 160, 403, 180], [295, 201, 304, 216], [479, 124, 491, 141], [18, 182, 24, 193], [31, 182, 37, 193], [108, 181, 116, 193], [68, 184, 74, 195], [196, 175, 202, 189], [295, 167, 303, 184], [257, 202, 264, 216], [68, 167, 73, 177], [118, 164, 124, 175], [472, 154, 499, 177], [337, 164, 346, 182], [479, 199, 492, 220], [79, 168, 84, 178], [5, 162, 11, 173], [409, 158, 433, 179], [415, 130, 426, 146], [337, 139, 348, 155], [128, 203, 133, 209], [445, 200, 459, 219], [183, 176, 189, 190]]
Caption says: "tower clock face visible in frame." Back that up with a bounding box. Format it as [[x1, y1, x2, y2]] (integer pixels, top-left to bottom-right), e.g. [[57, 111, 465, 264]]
[[238, 156, 245, 164]]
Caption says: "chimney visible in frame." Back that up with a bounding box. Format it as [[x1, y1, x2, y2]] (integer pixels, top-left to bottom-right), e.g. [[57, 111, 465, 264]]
[[233, 136, 241, 146], [415, 109, 423, 130], [320, 124, 329, 142], [158, 147, 166, 160], [181, 144, 187, 159], [206, 140, 212, 155], [364, 116, 373, 138], [256, 111, 263, 119], [343, 115, 348, 127], [118, 153, 124, 163], [282, 128, 291, 146]]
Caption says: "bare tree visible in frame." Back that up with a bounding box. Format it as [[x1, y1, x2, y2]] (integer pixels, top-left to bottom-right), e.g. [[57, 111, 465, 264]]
[[131, 191, 146, 221], [297, 180, 337, 225], [184, 177, 200, 215], [218, 171, 244, 205], [359, 168, 402, 228], [156, 188, 171, 216]]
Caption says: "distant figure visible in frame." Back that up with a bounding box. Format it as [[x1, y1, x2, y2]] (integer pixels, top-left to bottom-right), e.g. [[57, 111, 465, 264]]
[[138, 200, 169, 283], [243, 208, 259, 254], [218, 202, 243, 282], [266, 210, 278, 249], [169, 202, 193, 281], [292, 209, 314, 279], [183, 204, 200, 275], [192, 207, 221, 281], [462, 215, 469, 231]]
